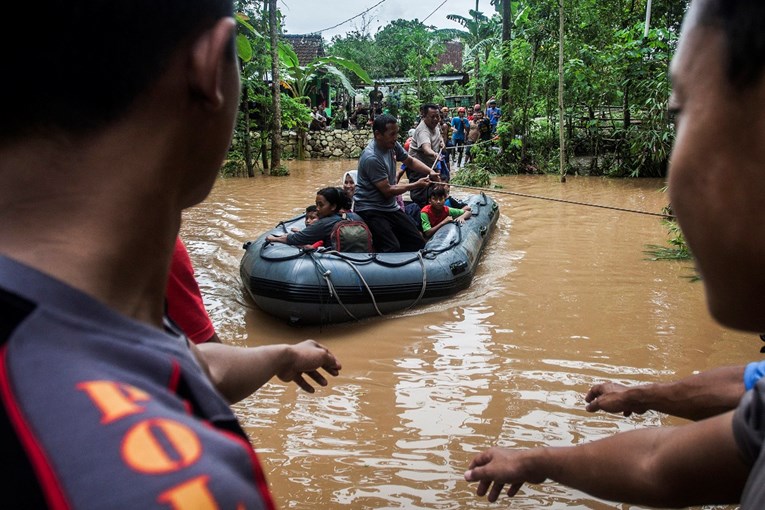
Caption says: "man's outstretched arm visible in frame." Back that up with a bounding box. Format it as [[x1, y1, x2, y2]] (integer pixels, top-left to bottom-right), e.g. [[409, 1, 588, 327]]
[[465, 410, 748, 507], [585, 365, 746, 421], [193, 340, 341, 404]]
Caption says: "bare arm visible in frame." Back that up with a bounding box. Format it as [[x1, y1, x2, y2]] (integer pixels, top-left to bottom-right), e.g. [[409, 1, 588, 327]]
[[373, 175, 431, 200], [585, 365, 746, 421], [191, 340, 341, 404], [466, 411, 748, 507], [454, 209, 472, 224], [266, 234, 288, 244], [418, 142, 440, 161], [402, 155, 440, 180]]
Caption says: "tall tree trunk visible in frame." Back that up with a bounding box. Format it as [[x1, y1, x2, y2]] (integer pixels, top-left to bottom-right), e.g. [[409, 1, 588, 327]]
[[558, 0, 566, 183], [261, 137, 269, 170], [240, 62, 255, 177], [520, 38, 539, 163], [474, 0, 481, 105], [499, 0, 512, 136], [268, 0, 282, 174]]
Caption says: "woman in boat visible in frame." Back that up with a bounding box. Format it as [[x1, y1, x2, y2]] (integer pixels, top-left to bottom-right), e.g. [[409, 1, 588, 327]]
[[342, 170, 357, 211], [267, 187, 364, 250]]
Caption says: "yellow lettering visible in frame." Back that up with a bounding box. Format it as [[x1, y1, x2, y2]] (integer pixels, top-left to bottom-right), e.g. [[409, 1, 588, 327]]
[[122, 418, 201, 474], [77, 381, 150, 424], [157, 476, 219, 510]]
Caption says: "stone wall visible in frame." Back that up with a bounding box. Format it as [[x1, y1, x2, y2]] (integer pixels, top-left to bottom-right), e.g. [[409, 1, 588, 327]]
[[280, 128, 372, 159]]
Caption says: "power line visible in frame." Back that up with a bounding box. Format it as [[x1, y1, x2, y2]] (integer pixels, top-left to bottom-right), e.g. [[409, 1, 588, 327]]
[[313, 0, 390, 34], [422, 0, 449, 23]]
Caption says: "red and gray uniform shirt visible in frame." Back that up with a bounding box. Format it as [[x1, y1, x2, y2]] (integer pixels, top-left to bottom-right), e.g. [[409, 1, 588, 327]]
[[0, 255, 275, 509]]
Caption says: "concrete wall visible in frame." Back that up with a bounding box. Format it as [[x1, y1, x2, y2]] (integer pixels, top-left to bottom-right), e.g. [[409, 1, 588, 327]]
[[280, 128, 372, 159]]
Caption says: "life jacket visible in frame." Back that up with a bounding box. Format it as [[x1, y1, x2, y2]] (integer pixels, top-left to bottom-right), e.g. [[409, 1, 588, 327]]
[[330, 213, 373, 253]]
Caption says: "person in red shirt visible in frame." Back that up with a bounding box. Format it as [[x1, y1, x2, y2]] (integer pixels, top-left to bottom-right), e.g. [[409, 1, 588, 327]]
[[168, 237, 340, 402], [419, 186, 472, 239]]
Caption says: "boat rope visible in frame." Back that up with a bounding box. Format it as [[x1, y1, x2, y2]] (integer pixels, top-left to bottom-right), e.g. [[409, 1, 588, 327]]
[[446, 183, 674, 219], [405, 251, 428, 311], [309, 253, 361, 321], [333, 254, 385, 317], [308, 249, 387, 320]]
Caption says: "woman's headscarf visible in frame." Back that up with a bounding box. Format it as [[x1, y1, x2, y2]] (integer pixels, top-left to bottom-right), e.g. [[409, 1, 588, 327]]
[[342, 170, 358, 211], [342, 170, 357, 186]]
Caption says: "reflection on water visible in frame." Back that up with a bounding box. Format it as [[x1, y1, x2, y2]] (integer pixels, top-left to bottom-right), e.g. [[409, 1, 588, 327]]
[[182, 161, 752, 509]]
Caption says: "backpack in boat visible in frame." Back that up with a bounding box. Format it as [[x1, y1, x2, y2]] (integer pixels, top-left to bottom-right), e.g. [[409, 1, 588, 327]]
[[330, 213, 373, 253]]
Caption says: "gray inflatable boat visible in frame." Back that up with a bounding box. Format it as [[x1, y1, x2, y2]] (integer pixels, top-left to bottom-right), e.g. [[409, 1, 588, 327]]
[[240, 192, 499, 325]]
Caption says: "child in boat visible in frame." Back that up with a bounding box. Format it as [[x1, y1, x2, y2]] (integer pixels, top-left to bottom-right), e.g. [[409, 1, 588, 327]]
[[291, 204, 320, 231], [443, 183, 472, 212], [267, 187, 365, 250], [289, 205, 324, 248], [420, 185, 472, 239]]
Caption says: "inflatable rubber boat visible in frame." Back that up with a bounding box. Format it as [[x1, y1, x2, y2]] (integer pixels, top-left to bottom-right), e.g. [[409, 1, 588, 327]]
[[240, 192, 499, 325]]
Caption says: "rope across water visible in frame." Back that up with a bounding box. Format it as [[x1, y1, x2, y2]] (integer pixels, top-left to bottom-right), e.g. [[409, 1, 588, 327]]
[[445, 182, 674, 219], [435, 138, 672, 219]]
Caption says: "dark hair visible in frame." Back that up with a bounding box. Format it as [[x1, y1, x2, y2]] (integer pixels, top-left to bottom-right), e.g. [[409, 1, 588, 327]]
[[372, 114, 398, 136], [699, 0, 765, 88], [420, 103, 439, 115], [317, 187, 352, 213], [305, 205, 318, 214], [1, 0, 234, 141], [429, 186, 447, 200]]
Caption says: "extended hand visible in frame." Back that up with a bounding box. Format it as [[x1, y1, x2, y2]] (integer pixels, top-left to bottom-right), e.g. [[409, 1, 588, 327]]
[[465, 447, 546, 502], [277, 340, 342, 393], [584, 382, 642, 417]]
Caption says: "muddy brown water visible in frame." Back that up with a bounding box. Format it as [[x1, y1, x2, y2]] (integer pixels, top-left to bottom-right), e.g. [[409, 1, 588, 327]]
[[181, 159, 752, 509]]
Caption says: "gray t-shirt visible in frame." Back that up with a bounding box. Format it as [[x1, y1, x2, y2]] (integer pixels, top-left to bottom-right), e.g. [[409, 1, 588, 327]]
[[408, 120, 443, 168], [354, 139, 408, 213], [733, 381, 765, 507]]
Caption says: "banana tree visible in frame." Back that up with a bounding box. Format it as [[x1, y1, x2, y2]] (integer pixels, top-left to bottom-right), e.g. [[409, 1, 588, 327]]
[[278, 43, 371, 105], [278, 43, 371, 159]]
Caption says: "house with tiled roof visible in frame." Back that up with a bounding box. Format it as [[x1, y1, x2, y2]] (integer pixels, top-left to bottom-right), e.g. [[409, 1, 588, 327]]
[[282, 34, 325, 65], [281, 34, 329, 107], [433, 40, 464, 73]]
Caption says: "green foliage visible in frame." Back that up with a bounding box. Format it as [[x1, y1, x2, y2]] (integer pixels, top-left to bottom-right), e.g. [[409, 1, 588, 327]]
[[279, 94, 312, 130], [221, 148, 250, 177], [279, 43, 372, 101], [450, 164, 493, 188], [270, 165, 290, 176]]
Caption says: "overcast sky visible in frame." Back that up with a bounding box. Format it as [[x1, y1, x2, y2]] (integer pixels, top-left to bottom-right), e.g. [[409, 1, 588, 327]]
[[279, 0, 489, 41]]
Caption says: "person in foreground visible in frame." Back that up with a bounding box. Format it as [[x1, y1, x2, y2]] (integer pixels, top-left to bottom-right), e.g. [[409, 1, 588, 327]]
[[0, 1, 340, 507], [354, 114, 440, 252], [465, 0, 765, 506]]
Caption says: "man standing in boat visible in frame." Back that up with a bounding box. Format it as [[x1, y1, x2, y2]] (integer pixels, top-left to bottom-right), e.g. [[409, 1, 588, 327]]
[[407, 103, 445, 206], [354, 114, 440, 253]]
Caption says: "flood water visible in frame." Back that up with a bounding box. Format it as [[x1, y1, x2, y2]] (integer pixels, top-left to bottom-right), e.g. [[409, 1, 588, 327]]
[[181, 159, 753, 509]]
